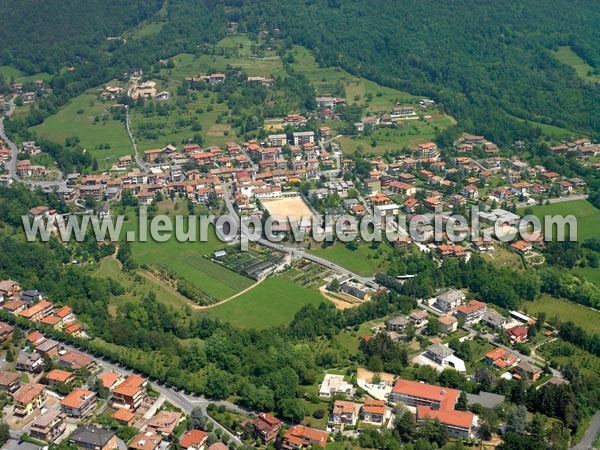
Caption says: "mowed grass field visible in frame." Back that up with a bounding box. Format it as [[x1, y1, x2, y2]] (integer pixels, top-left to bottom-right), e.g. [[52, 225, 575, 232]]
[[525, 295, 600, 333], [129, 226, 253, 301], [0, 65, 52, 84], [203, 276, 325, 329], [528, 200, 600, 242], [308, 240, 392, 276], [552, 46, 600, 83], [31, 92, 131, 170]]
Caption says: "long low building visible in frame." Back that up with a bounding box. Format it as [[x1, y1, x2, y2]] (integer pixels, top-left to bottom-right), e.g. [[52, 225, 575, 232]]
[[390, 378, 475, 439]]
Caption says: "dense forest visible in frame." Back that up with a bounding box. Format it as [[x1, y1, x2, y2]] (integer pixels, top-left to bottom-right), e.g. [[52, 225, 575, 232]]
[[3, 0, 600, 146]]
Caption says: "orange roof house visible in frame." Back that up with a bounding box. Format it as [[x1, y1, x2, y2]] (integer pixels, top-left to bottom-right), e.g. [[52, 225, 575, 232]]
[[282, 425, 329, 449]]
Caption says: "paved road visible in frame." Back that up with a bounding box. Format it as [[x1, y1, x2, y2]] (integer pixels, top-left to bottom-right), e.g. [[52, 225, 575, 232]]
[[125, 106, 148, 173], [515, 194, 588, 208], [1, 96, 67, 191], [58, 342, 245, 445], [221, 184, 378, 286], [572, 411, 600, 449]]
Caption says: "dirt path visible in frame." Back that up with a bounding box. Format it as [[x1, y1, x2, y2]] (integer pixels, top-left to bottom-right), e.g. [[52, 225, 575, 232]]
[[139, 268, 265, 310], [100, 251, 265, 310], [318, 286, 360, 310]]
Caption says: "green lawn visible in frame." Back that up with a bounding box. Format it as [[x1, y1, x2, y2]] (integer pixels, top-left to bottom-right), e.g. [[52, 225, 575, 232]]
[[31, 92, 131, 170], [94, 255, 194, 318], [308, 241, 392, 276], [203, 276, 326, 329], [509, 114, 574, 139], [0, 66, 52, 84], [528, 200, 600, 242], [552, 46, 600, 83], [524, 295, 600, 334], [128, 225, 253, 302], [334, 114, 454, 154]]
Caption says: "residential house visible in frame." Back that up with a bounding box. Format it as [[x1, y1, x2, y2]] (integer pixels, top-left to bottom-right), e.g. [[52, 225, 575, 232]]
[[361, 399, 386, 425], [112, 374, 147, 410], [482, 310, 508, 329], [12, 383, 46, 417], [509, 240, 532, 254], [386, 316, 409, 332], [59, 351, 95, 372], [69, 426, 117, 450], [112, 408, 136, 427], [513, 361, 542, 381], [506, 325, 528, 344], [435, 289, 465, 312], [16, 352, 44, 373], [292, 131, 315, 146], [30, 410, 66, 443], [281, 425, 329, 449], [0, 279, 20, 297], [45, 369, 75, 388], [363, 177, 381, 194], [146, 411, 183, 437], [35, 339, 60, 359], [330, 400, 357, 426], [250, 413, 282, 445], [484, 348, 518, 370], [128, 430, 163, 450], [0, 371, 20, 394], [409, 310, 428, 327], [0, 321, 14, 343], [417, 142, 438, 157], [454, 300, 487, 324], [61, 388, 97, 418], [98, 371, 125, 391], [17, 300, 53, 322], [179, 430, 209, 450], [318, 373, 354, 398], [20, 290, 43, 304], [438, 315, 458, 334]]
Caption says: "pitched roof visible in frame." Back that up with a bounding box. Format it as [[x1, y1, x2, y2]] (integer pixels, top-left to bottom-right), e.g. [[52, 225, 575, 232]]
[[392, 378, 459, 411], [417, 405, 474, 429], [59, 351, 93, 369], [112, 407, 136, 423], [13, 383, 45, 404], [114, 374, 146, 397], [179, 430, 209, 449], [45, 369, 74, 383], [61, 388, 95, 408], [70, 426, 115, 448], [0, 370, 20, 386], [98, 371, 122, 389]]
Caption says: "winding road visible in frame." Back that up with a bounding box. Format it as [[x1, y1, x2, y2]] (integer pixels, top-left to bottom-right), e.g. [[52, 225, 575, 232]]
[[0, 96, 67, 191]]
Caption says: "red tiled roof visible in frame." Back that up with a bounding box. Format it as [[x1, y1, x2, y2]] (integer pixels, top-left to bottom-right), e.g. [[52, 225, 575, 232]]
[[417, 405, 474, 429], [392, 378, 459, 411]]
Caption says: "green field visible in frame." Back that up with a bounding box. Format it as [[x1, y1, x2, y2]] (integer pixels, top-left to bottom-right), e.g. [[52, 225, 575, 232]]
[[509, 114, 574, 139], [552, 46, 600, 83], [94, 255, 191, 314], [129, 228, 253, 302], [203, 276, 325, 329], [528, 200, 600, 242], [334, 114, 455, 154], [524, 295, 600, 334], [308, 240, 392, 276], [31, 92, 131, 169], [289, 46, 416, 112], [0, 65, 52, 84]]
